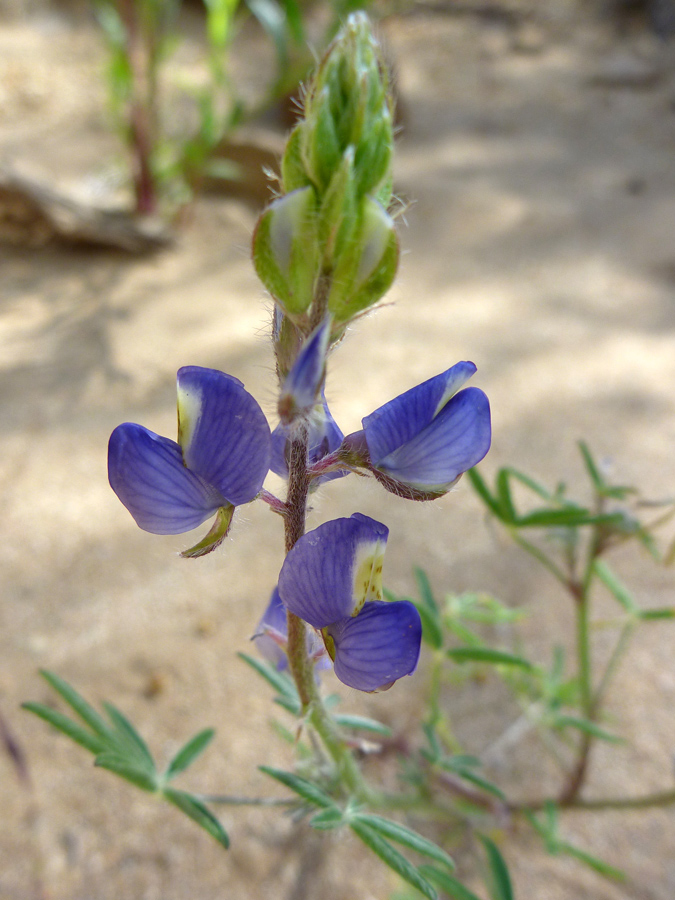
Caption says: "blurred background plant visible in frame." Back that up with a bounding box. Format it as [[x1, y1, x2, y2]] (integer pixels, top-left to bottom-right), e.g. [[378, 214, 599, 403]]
[[92, 0, 380, 215]]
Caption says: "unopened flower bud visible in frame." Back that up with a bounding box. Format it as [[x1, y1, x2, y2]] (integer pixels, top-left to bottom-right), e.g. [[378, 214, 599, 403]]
[[252, 187, 321, 317], [278, 318, 330, 425], [328, 197, 399, 323]]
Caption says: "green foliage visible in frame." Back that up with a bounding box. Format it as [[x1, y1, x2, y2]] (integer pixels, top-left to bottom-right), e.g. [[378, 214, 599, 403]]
[[23, 670, 228, 849]]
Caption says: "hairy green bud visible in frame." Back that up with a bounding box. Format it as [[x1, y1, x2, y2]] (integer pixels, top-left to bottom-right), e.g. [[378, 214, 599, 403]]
[[252, 187, 321, 317]]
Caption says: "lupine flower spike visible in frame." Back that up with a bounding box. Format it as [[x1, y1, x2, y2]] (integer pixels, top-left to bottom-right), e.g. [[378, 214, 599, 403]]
[[108, 366, 271, 557], [278, 514, 422, 692], [340, 361, 491, 500]]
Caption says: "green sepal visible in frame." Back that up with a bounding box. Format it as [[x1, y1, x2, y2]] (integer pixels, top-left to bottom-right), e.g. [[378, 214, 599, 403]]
[[252, 187, 320, 317], [328, 199, 399, 323], [281, 123, 312, 193], [181, 504, 234, 558], [306, 87, 343, 191], [354, 109, 393, 198], [317, 147, 357, 260], [163, 787, 230, 849]]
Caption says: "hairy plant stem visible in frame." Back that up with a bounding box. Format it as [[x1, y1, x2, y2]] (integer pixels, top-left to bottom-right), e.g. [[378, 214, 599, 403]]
[[282, 400, 371, 801]]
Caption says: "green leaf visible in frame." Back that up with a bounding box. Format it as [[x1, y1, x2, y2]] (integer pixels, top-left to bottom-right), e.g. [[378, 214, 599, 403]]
[[467, 468, 503, 518], [103, 703, 155, 772], [447, 648, 533, 670], [332, 714, 393, 737], [578, 441, 605, 492], [38, 670, 111, 739], [238, 653, 301, 712], [479, 835, 513, 900], [443, 765, 506, 802], [639, 607, 675, 621], [414, 568, 438, 614], [554, 716, 621, 743], [163, 788, 230, 849], [515, 507, 595, 528], [309, 807, 344, 830], [166, 728, 216, 781], [353, 814, 455, 871], [349, 820, 437, 900], [413, 600, 444, 650], [22, 702, 106, 755], [259, 766, 334, 809], [593, 560, 639, 615], [559, 842, 625, 881], [94, 753, 157, 792], [420, 865, 484, 900], [496, 470, 517, 523], [501, 467, 552, 503]]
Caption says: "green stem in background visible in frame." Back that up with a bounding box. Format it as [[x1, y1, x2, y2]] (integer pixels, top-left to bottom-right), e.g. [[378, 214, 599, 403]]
[[592, 619, 636, 714], [509, 531, 570, 589]]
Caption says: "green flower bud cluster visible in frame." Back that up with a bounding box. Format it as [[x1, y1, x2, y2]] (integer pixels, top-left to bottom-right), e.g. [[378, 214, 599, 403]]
[[253, 13, 398, 332]]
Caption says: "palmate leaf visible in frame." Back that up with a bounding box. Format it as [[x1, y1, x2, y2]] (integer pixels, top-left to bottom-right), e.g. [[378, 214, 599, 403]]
[[94, 753, 157, 792], [103, 702, 155, 772], [349, 820, 438, 900], [24, 671, 229, 850]]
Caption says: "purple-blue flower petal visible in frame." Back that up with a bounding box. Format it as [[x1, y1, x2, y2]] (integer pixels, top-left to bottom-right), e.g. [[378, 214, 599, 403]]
[[271, 398, 347, 484], [326, 600, 422, 692], [279, 318, 330, 420], [177, 366, 271, 506], [375, 387, 491, 489], [363, 361, 477, 465], [253, 586, 330, 673], [253, 587, 290, 671], [278, 514, 389, 628], [108, 423, 226, 534]]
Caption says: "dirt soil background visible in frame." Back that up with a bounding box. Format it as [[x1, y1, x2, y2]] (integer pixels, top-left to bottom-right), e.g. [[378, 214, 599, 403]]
[[2, 1, 675, 898]]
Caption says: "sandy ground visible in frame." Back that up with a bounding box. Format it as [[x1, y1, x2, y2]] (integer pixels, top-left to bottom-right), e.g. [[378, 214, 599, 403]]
[[2, 2, 675, 898]]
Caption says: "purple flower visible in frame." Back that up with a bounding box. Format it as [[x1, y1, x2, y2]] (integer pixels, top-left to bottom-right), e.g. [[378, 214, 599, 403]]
[[343, 361, 491, 500], [271, 396, 348, 486], [277, 318, 330, 425], [278, 514, 422, 692], [253, 587, 328, 673], [108, 366, 271, 557]]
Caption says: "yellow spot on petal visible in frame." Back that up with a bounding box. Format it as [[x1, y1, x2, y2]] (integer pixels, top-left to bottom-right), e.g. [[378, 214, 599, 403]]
[[177, 382, 203, 465], [350, 540, 386, 615]]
